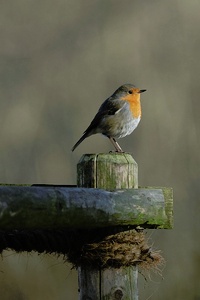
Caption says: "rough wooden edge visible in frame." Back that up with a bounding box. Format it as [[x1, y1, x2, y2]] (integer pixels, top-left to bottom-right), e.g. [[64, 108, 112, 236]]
[[140, 186, 173, 229]]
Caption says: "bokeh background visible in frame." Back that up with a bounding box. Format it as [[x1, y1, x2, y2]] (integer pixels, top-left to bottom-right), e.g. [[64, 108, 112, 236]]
[[0, 1, 199, 299]]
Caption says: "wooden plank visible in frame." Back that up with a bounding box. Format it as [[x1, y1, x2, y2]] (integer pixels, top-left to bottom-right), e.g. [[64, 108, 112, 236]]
[[0, 186, 173, 229]]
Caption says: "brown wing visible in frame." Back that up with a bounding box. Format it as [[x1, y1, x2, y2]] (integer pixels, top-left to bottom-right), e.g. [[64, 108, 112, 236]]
[[83, 98, 125, 135], [71, 98, 125, 151]]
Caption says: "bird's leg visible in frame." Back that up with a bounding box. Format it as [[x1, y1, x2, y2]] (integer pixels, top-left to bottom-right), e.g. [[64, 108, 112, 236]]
[[109, 137, 124, 152]]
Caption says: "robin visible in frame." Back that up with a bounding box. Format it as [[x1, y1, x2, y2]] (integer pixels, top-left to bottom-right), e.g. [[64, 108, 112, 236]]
[[72, 84, 146, 152]]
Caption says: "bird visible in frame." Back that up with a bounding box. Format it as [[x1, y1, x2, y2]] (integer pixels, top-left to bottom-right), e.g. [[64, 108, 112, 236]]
[[72, 84, 146, 152]]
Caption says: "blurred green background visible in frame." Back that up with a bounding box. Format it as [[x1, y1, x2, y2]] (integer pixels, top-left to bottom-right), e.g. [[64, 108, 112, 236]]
[[0, 1, 199, 299]]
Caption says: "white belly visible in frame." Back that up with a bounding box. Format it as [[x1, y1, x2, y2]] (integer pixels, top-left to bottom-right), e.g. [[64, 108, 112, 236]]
[[114, 116, 141, 138]]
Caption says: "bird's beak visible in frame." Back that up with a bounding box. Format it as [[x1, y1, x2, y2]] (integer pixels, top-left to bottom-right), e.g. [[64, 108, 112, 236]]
[[139, 89, 146, 93]]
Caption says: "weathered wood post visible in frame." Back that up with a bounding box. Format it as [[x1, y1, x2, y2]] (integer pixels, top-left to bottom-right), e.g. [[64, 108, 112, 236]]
[[77, 153, 140, 300], [0, 153, 173, 299]]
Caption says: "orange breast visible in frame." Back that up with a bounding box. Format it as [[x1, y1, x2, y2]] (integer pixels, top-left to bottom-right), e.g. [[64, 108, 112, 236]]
[[121, 93, 141, 118]]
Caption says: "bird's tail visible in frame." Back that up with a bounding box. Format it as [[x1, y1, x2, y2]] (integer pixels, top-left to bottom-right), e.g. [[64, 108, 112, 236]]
[[71, 132, 89, 152]]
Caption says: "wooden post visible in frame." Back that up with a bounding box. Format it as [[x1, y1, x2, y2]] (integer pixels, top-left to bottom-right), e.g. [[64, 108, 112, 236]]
[[77, 153, 139, 300], [0, 154, 173, 299], [77, 153, 138, 189]]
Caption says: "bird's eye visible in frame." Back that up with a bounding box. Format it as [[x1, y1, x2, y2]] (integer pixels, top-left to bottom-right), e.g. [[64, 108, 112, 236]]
[[128, 90, 133, 94]]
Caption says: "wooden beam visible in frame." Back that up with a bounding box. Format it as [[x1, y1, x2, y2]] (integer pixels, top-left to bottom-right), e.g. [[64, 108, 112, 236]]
[[0, 185, 173, 230]]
